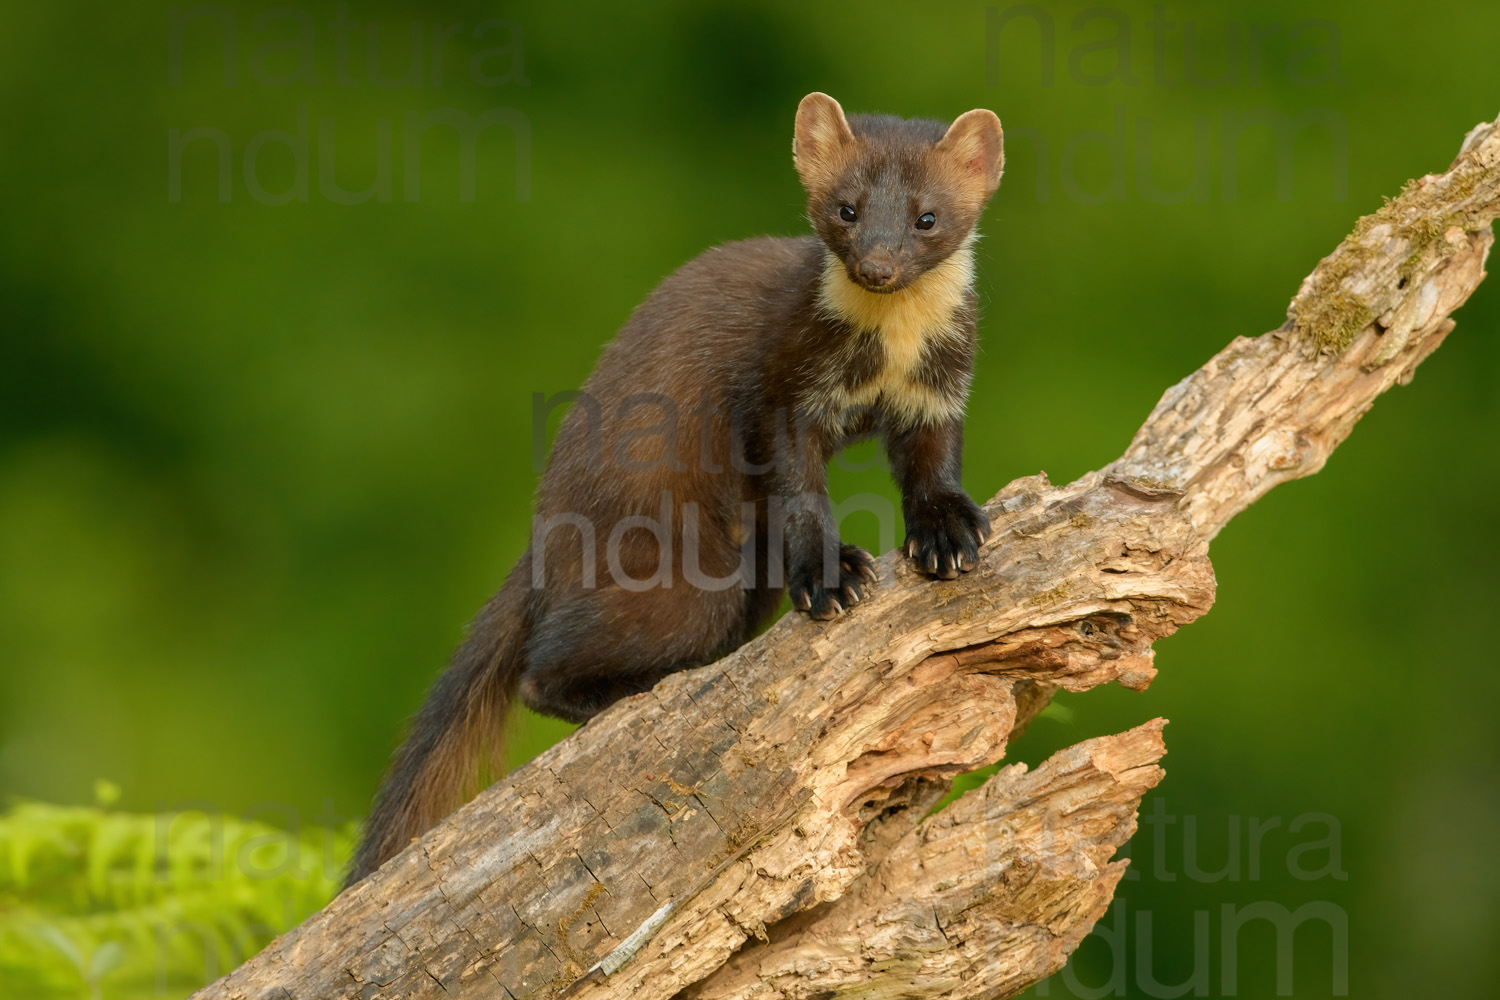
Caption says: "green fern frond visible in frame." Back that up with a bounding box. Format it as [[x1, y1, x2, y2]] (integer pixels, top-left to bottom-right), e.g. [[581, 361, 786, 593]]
[[0, 793, 353, 1000]]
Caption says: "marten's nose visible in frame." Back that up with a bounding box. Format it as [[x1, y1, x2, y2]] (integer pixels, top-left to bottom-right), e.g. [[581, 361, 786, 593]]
[[857, 259, 896, 287]]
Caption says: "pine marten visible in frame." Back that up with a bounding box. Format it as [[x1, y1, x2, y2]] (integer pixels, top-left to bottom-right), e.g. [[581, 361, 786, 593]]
[[347, 93, 1004, 884]]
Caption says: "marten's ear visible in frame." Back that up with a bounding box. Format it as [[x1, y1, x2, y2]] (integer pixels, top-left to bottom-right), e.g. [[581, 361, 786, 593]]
[[793, 92, 856, 191], [938, 109, 1004, 198]]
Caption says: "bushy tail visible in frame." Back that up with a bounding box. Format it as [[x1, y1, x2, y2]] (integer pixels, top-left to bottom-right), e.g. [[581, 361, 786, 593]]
[[346, 555, 532, 886]]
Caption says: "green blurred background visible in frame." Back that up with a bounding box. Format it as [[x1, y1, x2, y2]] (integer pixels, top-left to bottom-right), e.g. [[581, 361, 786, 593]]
[[2, 0, 1497, 996]]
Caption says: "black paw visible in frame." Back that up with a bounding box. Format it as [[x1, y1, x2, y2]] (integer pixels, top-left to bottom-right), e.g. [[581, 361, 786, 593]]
[[790, 544, 878, 620], [904, 493, 990, 580]]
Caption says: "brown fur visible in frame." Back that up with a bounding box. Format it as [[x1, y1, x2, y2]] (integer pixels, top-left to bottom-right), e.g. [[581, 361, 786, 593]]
[[347, 94, 1005, 885]]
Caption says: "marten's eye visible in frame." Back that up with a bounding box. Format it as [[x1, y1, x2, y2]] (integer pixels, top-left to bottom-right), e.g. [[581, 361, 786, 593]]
[[916, 212, 936, 231], [839, 205, 857, 223]]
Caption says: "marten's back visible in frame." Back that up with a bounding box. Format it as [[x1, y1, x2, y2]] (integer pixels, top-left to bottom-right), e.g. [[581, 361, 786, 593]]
[[537, 235, 824, 521], [588, 235, 822, 400]]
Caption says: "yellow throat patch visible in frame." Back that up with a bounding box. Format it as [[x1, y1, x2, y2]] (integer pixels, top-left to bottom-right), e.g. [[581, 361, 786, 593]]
[[812, 237, 975, 427]]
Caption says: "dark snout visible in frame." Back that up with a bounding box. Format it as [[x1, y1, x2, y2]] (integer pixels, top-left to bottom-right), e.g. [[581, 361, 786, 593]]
[[856, 257, 897, 288]]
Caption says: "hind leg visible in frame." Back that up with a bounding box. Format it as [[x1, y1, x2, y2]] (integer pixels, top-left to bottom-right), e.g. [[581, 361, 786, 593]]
[[518, 666, 675, 724], [518, 584, 750, 723], [518, 628, 683, 724]]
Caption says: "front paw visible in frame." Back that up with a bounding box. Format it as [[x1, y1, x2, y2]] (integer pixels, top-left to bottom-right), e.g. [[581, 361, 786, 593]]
[[790, 544, 877, 620], [904, 493, 990, 580]]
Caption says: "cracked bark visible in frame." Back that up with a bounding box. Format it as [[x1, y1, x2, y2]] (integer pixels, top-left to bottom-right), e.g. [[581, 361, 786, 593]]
[[192, 114, 1500, 1000]]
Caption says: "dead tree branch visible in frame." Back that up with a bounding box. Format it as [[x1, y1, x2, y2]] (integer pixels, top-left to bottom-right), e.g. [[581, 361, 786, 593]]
[[194, 114, 1499, 1000]]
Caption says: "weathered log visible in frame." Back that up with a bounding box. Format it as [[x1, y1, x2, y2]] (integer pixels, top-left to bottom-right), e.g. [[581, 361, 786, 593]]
[[688, 721, 1168, 1000], [193, 113, 1499, 1000]]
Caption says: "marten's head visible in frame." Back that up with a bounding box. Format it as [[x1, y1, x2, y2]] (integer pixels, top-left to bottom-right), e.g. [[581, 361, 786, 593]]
[[793, 93, 1003, 295]]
